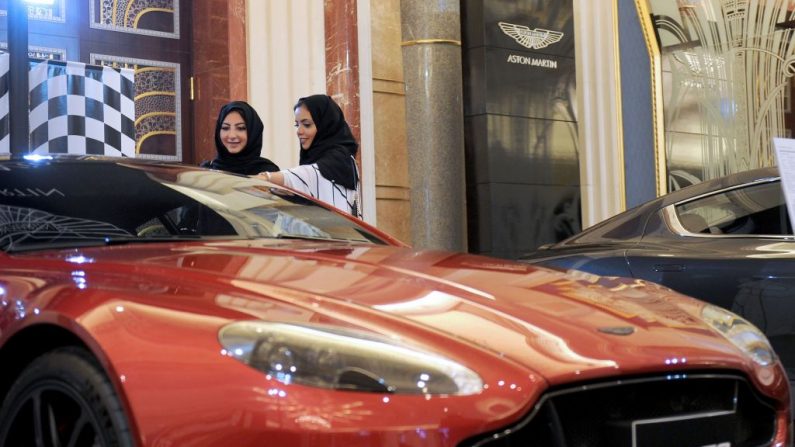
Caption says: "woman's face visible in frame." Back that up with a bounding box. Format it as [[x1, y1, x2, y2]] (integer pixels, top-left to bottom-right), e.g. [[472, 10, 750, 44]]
[[220, 110, 247, 154], [294, 105, 317, 150]]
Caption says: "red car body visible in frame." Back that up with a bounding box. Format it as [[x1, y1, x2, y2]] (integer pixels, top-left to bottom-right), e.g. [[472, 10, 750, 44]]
[[0, 157, 790, 446]]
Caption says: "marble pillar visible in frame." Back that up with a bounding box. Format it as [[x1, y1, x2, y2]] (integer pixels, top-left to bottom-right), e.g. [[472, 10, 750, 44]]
[[400, 0, 468, 252], [191, 0, 247, 165], [325, 0, 361, 145]]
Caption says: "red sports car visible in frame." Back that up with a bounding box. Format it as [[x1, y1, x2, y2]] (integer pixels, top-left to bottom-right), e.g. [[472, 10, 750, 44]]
[[0, 156, 790, 446]]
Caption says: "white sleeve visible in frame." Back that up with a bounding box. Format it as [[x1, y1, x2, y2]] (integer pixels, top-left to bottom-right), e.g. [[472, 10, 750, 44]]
[[281, 164, 320, 196], [280, 163, 359, 216]]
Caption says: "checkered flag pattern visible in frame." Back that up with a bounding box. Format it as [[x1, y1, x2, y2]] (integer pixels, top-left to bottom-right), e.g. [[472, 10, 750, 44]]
[[28, 59, 135, 156], [0, 54, 9, 154]]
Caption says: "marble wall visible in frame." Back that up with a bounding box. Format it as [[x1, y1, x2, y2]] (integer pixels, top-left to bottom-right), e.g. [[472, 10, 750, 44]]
[[369, 0, 411, 243], [462, 0, 580, 259]]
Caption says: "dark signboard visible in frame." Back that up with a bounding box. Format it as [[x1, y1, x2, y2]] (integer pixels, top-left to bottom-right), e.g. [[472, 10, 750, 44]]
[[462, 0, 579, 259]]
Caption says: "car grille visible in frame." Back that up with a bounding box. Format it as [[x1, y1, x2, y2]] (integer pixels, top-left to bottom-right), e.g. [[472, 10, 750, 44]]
[[463, 373, 777, 447]]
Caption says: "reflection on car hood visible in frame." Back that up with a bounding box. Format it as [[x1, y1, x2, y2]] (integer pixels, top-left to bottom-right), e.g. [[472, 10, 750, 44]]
[[21, 240, 749, 385]]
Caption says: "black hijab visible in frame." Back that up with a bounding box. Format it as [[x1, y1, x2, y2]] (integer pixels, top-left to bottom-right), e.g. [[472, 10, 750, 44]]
[[204, 101, 279, 175], [296, 95, 359, 189]]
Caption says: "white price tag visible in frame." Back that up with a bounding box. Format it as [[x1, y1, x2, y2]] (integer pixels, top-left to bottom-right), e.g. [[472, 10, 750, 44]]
[[773, 137, 795, 234]]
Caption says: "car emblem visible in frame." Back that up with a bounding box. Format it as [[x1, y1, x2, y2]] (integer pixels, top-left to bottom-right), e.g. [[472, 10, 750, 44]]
[[498, 22, 564, 50], [597, 326, 635, 336]]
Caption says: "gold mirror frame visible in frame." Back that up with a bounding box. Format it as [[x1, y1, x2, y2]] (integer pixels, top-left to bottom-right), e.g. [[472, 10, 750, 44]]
[[633, 0, 668, 196]]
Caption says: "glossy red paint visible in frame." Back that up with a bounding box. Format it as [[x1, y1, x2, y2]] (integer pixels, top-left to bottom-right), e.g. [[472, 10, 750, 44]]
[[0, 240, 790, 445]]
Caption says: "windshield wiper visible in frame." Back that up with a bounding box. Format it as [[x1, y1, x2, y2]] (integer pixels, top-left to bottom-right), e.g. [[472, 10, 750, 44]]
[[5, 235, 203, 253], [273, 233, 365, 243]]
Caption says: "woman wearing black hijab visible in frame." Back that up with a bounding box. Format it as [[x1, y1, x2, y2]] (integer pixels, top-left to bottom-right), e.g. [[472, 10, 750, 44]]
[[261, 94, 361, 217], [202, 101, 279, 175]]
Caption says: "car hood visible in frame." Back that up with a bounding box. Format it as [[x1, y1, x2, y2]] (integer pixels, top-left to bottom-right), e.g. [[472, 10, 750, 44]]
[[19, 240, 763, 386]]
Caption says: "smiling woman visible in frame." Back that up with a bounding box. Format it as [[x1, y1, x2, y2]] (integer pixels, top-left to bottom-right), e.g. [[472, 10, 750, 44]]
[[261, 95, 362, 218], [200, 101, 280, 175], [220, 111, 248, 154]]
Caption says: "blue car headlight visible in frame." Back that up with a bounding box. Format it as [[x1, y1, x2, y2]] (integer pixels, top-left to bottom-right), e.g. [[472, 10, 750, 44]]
[[218, 321, 483, 395], [701, 305, 776, 367]]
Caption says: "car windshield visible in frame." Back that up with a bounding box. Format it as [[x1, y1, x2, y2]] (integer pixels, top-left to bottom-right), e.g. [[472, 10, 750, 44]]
[[0, 158, 387, 252]]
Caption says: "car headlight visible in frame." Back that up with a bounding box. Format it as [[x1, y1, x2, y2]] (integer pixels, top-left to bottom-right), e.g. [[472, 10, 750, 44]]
[[701, 305, 776, 367], [218, 321, 483, 395]]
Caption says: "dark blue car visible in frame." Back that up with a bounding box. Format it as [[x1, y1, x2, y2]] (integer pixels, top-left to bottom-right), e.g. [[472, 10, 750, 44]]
[[522, 167, 795, 403]]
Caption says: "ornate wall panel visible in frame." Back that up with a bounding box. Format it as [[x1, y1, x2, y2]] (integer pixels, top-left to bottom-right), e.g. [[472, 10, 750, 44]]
[[91, 54, 181, 160], [90, 0, 179, 38], [649, 0, 795, 189]]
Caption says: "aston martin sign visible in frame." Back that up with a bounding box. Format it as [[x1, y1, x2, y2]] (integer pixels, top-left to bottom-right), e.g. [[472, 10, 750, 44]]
[[498, 22, 564, 50], [499, 21, 563, 69], [506, 54, 558, 69]]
